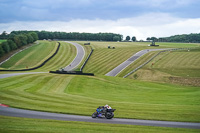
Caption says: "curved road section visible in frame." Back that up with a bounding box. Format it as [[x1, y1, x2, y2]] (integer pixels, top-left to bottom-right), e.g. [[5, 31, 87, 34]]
[[0, 106, 199, 129], [63, 41, 85, 71], [106, 48, 171, 76]]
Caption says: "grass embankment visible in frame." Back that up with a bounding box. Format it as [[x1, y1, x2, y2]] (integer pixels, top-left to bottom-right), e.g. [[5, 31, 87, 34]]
[[0, 40, 6, 43], [78, 41, 200, 75], [34, 41, 77, 72], [0, 116, 198, 133], [0, 41, 77, 71], [127, 48, 200, 85], [0, 73, 199, 122], [0, 41, 57, 70]]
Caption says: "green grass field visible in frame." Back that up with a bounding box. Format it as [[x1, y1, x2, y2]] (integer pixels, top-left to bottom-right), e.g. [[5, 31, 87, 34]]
[[0, 41, 58, 69], [78, 41, 200, 75], [0, 41, 200, 132], [0, 39, 6, 43], [127, 48, 200, 86], [0, 116, 198, 133], [0, 41, 77, 71], [0, 73, 199, 122]]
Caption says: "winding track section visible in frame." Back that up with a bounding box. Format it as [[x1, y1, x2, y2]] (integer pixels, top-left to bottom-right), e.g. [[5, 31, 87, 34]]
[[0, 106, 200, 129], [106, 48, 172, 76], [63, 41, 85, 71]]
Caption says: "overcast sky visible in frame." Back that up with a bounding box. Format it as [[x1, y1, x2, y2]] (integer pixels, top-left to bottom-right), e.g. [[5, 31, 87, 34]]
[[0, 0, 200, 40]]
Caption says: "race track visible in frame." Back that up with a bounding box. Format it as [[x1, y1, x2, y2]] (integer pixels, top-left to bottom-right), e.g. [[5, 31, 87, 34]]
[[0, 106, 200, 129], [106, 48, 172, 76], [0, 44, 199, 129], [63, 41, 85, 71]]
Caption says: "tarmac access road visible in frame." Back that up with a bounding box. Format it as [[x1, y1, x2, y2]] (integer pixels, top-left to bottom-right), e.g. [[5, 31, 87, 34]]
[[0, 106, 200, 129], [63, 41, 85, 71], [105, 48, 172, 77]]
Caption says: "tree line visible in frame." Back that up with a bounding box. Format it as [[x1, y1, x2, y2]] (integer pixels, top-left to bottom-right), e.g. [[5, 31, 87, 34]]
[[0, 32, 38, 58], [9, 31, 123, 41], [147, 33, 200, 43]]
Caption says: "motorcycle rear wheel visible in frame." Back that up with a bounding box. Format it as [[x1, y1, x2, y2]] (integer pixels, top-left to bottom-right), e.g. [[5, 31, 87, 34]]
[[92, 112, 97, 118]]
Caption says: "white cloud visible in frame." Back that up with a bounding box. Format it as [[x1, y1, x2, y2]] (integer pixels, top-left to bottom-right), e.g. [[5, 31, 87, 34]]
[[0, 13, 200, 40]]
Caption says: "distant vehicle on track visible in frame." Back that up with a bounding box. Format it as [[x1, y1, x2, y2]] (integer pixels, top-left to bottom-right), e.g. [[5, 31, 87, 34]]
[[92, 105, 116, 119]]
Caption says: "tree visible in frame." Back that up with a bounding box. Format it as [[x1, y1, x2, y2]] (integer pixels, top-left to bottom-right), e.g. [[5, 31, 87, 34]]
[[26, 34, 34, 43], [150, 37, 157, 41], [30, 32, 38, 41], [146, 37, 151, 41], [113, 36, 120, 41], [132, 36, 136, 41], [0, 31, 8, 39], [1, 41, 10, 53], [18, 34, 28, 46], [0, 45, 5, 57], [7, 40, 17, 50], [126, 36, 130, 41], [14, 35, 22, 47]]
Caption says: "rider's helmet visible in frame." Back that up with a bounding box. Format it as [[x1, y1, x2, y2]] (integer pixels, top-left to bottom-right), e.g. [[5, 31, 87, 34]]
[[104, 104, 109, 108]]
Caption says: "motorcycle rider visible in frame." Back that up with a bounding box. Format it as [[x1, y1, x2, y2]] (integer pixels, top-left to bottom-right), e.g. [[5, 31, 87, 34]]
[[96, 106, 104, 117], [104, 104, 112, 109], [104, 104, 112, 112]]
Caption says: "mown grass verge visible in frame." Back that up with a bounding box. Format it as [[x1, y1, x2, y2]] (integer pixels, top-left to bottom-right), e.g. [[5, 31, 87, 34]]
[[0, 41, 57, 70], [127, 48, 200, 85], [0, 116, 198, 133], [33, 41, 77, 72], [0, 73, 199, 122], [0, 41, 77, 72]]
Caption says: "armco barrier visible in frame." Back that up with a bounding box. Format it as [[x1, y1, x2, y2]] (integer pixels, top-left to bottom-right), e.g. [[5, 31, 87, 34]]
[[123, 47, 196, 78], [0, 42, 61, 72], [49, 70, 94, 76], [80, 48, 93, 71]]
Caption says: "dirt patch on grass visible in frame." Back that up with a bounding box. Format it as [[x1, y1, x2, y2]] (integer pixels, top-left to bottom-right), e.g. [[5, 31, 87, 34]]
[[132, 69, 170, 82], [169, 77, 200, 86]]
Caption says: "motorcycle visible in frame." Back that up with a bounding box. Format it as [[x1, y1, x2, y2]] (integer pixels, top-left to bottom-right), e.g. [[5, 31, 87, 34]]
[[92, 106, 116, 119]]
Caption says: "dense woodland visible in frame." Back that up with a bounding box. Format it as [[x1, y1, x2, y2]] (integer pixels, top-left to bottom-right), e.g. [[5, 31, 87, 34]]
[[4, 31, 123, 41], [147, 33, 200, 43]]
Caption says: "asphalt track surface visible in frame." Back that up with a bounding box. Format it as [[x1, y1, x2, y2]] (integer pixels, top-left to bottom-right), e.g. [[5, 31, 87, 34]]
[[63, 41, 85, 71], [0, 106, 200, 129], [106, 48, 172, 76]]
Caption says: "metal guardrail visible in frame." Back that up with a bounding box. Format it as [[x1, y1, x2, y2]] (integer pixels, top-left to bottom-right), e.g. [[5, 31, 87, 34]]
[[123, 47, 197, 78]]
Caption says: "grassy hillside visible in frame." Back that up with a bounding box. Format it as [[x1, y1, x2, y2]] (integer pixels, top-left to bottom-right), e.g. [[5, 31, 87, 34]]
[[0, 41, 77, 71], [0, 73, 199, 122], [127, 48, 200, 86], [0, 116, 198, 133], [0, 41, 58, 70], [77, 41, 200, 75], [33, 41, 77, 72]]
